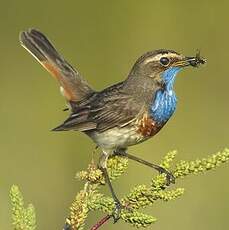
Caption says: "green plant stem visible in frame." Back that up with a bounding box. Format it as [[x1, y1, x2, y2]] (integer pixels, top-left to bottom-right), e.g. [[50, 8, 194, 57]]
[[72, 148, 229, 229]]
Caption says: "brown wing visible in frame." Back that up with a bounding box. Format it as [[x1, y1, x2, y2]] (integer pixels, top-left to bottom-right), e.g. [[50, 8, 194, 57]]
[[91, 96, 140, 132], [53, 83, 143, 132]]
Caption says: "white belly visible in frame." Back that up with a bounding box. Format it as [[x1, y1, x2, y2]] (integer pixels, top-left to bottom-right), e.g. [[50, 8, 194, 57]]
[[89, 126, 145, 150]]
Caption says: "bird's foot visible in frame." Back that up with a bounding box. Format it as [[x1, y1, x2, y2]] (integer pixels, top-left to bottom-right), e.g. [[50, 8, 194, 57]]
[[111, 201, 123, 223], [113, 150, 175, 185], [157, 166, 175, 186]]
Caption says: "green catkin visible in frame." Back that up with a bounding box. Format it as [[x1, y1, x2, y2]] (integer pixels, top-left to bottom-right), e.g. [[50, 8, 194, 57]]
[[10, 149, 229, 229], [10, 185, 36, 230]]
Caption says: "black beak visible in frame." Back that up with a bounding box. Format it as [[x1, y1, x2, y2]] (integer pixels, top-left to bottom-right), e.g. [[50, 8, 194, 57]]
[[173, 51, 206, 68]]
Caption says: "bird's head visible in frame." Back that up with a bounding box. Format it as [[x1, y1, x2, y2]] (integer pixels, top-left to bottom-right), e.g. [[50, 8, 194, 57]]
[[128, 49, 206, 90]]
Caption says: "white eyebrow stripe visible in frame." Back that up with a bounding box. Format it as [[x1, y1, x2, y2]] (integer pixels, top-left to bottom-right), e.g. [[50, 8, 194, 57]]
[[143, 53, 179, 64]]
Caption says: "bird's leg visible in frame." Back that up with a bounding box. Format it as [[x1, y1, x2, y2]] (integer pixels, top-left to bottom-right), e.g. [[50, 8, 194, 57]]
[[98, 152, 122, 223], [115, 149, 175, 185]]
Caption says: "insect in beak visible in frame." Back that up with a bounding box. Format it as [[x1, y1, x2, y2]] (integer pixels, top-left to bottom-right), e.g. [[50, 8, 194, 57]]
[[173, 50, 207, 68], [186, 50, 207, 67]]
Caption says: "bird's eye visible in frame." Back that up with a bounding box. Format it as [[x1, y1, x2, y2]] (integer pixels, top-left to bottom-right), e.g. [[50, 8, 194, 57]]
[[160, 57, 170, 66]]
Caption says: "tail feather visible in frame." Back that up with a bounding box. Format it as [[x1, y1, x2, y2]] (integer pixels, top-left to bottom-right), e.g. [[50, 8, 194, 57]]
[[19, 28, 94, 102]]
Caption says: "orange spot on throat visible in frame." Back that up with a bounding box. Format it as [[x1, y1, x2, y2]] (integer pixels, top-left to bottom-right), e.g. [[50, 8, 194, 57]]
[[137, 114, 162, 137]]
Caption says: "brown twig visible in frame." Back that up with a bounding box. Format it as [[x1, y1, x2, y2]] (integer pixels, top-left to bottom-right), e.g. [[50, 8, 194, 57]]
[[90, 215, 111, 230]]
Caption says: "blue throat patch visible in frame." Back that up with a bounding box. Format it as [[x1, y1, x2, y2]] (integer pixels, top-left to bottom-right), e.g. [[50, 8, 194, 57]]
[[150, 67, 181, 123]]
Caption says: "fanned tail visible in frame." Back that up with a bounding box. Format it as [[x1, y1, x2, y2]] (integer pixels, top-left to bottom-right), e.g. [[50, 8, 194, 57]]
[[19, 28, 94, 102]]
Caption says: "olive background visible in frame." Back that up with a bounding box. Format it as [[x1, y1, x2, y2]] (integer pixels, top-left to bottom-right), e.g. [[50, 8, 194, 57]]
[[0, 1, 228, 229]]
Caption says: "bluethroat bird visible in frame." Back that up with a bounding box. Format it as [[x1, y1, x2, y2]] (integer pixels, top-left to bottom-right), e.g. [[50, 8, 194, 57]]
[[19, 29, 206, 221]]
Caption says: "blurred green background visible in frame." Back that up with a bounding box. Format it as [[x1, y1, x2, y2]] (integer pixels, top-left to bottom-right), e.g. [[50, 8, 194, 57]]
[[0, 0, 228, 229]]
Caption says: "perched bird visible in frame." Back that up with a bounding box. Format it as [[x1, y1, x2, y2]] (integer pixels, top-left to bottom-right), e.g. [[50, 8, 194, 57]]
[[19, 29, 206, 221]]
